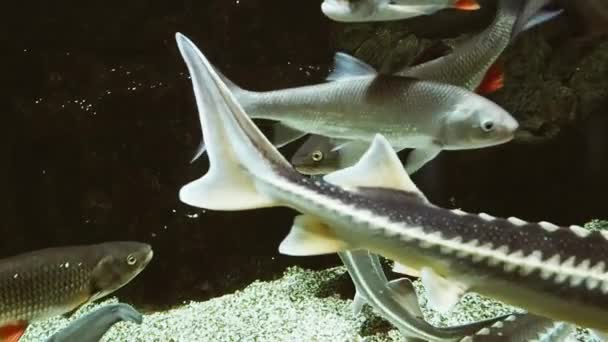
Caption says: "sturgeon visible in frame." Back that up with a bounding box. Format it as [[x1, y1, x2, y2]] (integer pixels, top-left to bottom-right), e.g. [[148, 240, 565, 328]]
[[176, 32, 608, 334], [293, 0, 562, 175]]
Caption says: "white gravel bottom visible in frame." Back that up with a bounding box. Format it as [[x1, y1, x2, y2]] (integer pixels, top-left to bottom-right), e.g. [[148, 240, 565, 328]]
[[21, 266, 598, 342]]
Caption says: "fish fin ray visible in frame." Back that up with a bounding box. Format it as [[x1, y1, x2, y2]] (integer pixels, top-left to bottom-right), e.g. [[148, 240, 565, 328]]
[[453, 0, 480, 11], [324, 135, 427, 200], [386, 278, 424, 318], [404, 147, 441, 175], [190, 139, 207, 163], [279, 215, 349, 256], [420, 267, 467, 314], [271, 123, 307, 148], [392, 261, 421, 277], [511, 0, 563, 40], [326, 52, 377, 81], [176, 33, 290, 211], [475, 60, 504, 95], [0, 322, 28, 342]]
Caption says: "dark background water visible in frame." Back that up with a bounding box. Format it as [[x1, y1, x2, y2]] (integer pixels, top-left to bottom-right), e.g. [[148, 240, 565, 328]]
[[1, 1, 606, 310]]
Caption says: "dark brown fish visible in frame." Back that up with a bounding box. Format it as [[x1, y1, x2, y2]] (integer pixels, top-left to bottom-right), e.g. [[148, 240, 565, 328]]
[[0, 242, 153, 342]]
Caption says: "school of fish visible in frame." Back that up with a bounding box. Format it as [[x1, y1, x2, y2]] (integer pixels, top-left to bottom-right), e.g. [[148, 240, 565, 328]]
[[175, 0, 608, 340], [2, 0, 606, 341]]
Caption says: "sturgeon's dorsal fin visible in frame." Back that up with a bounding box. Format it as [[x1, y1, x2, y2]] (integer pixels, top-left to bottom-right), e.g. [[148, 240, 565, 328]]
[[326, 52, 377, 81], [324, 134, 427, 201], [420, 267, 468, 314], [278, 215, 350, 256]]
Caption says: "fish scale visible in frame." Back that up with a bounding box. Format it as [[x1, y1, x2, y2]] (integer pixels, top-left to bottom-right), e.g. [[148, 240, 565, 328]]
[[0, 241, 152, 340], [1, 251, 95, 324]]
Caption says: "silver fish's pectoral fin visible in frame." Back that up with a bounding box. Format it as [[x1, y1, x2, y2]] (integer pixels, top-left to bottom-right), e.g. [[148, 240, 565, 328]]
[[279, 215, 350, 256], [324, 134, 427, 201], [386, 278, 424, 319], [420, 267, 468, 314], [326, 52, 377, 82], [404, 147, 441, 175], [271, 123, 307, 148], [176, 33, 290, 211], [392, 261, 421, 277]]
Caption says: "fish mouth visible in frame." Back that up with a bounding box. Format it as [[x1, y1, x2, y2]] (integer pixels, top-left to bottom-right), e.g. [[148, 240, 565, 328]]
[[142, 248, 154, 266]]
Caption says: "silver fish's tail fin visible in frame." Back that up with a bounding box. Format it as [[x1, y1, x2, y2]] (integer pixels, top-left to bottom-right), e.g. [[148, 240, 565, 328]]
[[510, 0, 563, 40], [176, 33, 292, 211]]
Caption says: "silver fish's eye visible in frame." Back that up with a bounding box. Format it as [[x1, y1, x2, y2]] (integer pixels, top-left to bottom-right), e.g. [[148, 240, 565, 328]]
[[311, 151, 324, 162], [481, 120, 495, 132], [127, 255, 137, 265]]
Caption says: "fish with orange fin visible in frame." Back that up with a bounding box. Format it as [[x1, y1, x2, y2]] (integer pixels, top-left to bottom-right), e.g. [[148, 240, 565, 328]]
[[292, 0, 561, 176], [0, 242, 152, 342], [321, 0, 480, 23]]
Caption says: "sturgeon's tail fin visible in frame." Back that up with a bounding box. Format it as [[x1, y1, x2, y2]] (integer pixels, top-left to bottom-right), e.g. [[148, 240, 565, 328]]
[[188, 58, 253, 163], [176, 33, 293, 211]]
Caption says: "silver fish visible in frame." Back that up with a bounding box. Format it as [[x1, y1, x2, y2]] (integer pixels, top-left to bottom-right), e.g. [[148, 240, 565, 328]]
[[293, 0, 562, 175], [176, 32, 608, 334], [321, 0, 480, 23], [339, 250, 513, 341], [202, 53, 518, 175], [46, 303, 143, 342]]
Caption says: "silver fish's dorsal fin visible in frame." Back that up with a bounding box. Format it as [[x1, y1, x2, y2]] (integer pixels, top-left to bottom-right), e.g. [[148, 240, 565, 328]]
[[323, 134, 427, 201], [326, 52, 377, 81], [278, 215, 350, 255], [420, 267, 468, 314], [386, 278, 424, 319], [392, 261, 421, 277], [176, 33, 289, 211]]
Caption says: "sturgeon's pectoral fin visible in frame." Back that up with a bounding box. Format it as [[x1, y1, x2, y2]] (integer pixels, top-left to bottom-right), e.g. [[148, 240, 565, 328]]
[[326, 52, 377, 82], [279, 215, 349, 256], [271, 123, 307, 148], [324, 134, 427, 201], [420, 267, 467, 314], [391, 261, 421, 277], [0, 322, 28, 342], [404, 147, 441, 175], [352, 290, 368, 314], [386, 278, 424, 318]]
